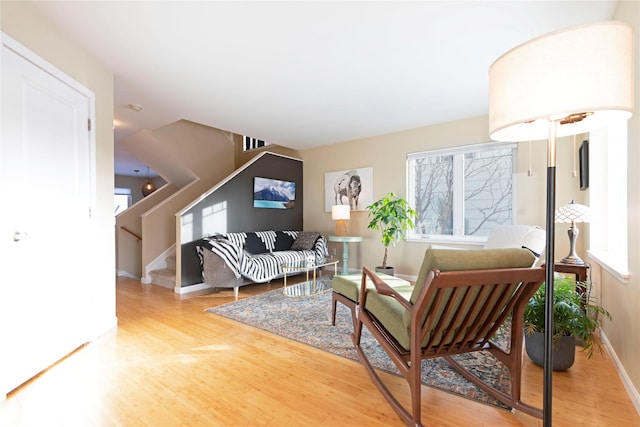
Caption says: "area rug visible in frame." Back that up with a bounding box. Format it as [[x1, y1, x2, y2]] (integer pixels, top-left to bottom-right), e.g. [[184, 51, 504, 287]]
[[206, 283, 512, 410]]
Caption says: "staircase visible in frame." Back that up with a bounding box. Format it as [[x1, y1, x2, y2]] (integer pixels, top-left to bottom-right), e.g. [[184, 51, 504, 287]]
[[149, 254, 176, 289]]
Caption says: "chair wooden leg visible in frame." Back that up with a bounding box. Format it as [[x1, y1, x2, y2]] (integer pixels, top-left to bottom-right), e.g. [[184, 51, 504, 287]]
[[331, 292, 338, 326], [355, 315, 423, 427], [331, 291, 357, 330]]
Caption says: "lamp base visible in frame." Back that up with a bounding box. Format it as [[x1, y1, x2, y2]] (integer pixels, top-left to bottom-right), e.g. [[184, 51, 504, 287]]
[[558, 255, 585, 265], [335, 220, 347, 236], [560, 223, 584, 265]]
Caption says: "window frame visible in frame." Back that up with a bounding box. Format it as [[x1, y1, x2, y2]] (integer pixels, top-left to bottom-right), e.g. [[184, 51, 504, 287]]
[[587, 122, 628, 281], [114, 187, 132, 216], [406, 141, 517, 245], [243, 136, 267, 151]]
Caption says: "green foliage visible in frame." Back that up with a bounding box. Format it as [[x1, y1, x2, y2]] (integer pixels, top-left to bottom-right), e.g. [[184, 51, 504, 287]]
[[366, 192, 417, 268], [524, 276, 611, 358]]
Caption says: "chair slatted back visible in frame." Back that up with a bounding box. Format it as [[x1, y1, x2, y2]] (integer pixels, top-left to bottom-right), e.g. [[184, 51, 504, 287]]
[[413, 267, 544, 356]]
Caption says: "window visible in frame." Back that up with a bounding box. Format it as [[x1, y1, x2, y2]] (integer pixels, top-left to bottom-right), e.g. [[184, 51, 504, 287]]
[[588, 121, 628, 277], [243, 136, 268, 151], [114, 187, 132, 215], [407, 142, 516, 243]]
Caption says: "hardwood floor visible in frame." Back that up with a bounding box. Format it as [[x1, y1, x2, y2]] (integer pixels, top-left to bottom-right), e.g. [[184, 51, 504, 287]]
[[1, 276, 638, 426]]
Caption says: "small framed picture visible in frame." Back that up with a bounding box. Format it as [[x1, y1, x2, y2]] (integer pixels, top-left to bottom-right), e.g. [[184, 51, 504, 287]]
[[579, 140, 589, 191]]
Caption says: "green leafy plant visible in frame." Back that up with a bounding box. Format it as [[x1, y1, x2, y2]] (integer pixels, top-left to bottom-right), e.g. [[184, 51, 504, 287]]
[[366, 192, 417, 269], [524, 276, 611, 358]]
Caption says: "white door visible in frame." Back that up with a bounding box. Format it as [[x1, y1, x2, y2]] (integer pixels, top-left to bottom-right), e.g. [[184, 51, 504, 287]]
[[0, 35, 94, 397]]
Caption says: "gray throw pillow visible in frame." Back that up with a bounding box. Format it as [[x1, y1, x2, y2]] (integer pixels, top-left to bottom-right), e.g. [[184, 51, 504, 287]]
[[290, 232, 321, 251]]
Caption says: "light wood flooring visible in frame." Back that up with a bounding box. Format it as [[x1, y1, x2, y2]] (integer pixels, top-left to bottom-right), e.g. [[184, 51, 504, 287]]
[[1, 276, 639, 426]]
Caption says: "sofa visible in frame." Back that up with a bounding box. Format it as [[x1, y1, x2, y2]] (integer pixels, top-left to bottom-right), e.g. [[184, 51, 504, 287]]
[[197, 230, 329, 298]]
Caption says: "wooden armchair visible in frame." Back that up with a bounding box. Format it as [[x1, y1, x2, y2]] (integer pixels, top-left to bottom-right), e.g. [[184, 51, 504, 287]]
[[354, 248, 545, 426]]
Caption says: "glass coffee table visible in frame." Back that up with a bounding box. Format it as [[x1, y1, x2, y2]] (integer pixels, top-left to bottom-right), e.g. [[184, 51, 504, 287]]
[[282, 258, 338, 299]]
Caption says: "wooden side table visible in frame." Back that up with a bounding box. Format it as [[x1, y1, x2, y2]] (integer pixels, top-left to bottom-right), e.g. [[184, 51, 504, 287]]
[[541, 261, 590, 299], [328, 236, 363, 275], [552, 262, 589, 283]]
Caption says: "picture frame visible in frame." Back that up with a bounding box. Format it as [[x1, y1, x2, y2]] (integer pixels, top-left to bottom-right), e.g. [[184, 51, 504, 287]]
[[253, 177, 296, 209], [579, 140, 589, 191], [324, 167, 374, 212]]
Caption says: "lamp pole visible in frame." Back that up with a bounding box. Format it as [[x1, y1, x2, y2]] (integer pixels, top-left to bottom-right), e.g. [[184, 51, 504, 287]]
[[543, 120, 558, 426]]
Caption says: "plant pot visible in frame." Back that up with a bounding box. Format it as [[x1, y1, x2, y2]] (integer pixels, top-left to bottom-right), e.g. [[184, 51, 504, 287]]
[[525, 331, 576, 371], [375, 266, 394, 276]]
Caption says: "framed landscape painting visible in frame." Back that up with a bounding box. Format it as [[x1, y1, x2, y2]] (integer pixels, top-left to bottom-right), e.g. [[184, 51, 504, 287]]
[[253, 177, 296, 209]]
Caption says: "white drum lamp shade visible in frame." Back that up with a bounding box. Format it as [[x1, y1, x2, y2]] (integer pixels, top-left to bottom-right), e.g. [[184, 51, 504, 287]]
[[331, 205, 350, 236], [489, 21, 633, 143]]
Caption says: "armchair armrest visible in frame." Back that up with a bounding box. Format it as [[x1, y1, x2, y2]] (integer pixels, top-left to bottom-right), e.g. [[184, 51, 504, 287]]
[[360, 267, 413, 312]]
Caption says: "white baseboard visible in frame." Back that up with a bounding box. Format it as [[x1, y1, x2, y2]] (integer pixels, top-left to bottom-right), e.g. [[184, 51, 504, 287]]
[[174, 282, 213, 294], [601, 330, 640, 415], [117, 271, 140, 280]]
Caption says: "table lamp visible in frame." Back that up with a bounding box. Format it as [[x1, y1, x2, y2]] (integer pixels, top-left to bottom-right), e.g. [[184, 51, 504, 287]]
[[556, 200, 591, 265], [489, 21, 633, 426], [332, 205, 350, 236]]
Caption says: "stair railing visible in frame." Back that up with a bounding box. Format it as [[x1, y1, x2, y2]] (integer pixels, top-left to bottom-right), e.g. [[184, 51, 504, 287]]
[[120, 226, 142, 241]]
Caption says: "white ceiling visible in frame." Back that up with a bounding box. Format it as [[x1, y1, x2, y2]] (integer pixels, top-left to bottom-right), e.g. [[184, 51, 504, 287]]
[[30, 1, 619, 176]]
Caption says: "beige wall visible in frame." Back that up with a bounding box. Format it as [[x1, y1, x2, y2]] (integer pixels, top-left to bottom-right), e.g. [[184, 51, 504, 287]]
[[139, 120, 236, 279], [302, 116, 582, 275], [1, 2, 116, 333], [116, 183, 178, 278], [601, 0, 640, 406]]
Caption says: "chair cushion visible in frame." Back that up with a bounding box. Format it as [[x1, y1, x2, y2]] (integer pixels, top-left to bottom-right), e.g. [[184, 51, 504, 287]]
[[363, 285, 415, 349], [411, 247, 535, 304], [332, 273, 410, 303]]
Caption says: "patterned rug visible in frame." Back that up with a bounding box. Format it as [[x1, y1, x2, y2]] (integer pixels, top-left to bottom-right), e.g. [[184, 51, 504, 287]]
[[206, 282, 512, 410]]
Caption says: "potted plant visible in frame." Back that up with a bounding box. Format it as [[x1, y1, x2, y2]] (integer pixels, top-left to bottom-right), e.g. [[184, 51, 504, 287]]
[[523, 276, 611, 371], [366, 192, 417, 276]]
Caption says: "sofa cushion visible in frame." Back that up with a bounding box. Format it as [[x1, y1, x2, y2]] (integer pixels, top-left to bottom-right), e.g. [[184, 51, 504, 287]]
[[240, 250, 316, 283], [290, 231, 321, 251], [245, 231, 275, 254], [274, 231, 296, 251]]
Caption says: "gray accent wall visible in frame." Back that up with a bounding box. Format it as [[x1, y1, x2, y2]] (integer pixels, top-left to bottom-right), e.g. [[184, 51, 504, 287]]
[[180, 152, 303, 287]]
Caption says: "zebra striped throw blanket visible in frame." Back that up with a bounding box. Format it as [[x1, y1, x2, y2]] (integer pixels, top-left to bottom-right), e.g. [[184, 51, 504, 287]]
[[200, 231, 329, 283]]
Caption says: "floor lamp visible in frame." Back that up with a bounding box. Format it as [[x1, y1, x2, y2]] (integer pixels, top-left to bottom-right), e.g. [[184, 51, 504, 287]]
[[488, 21, 633, 426]]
